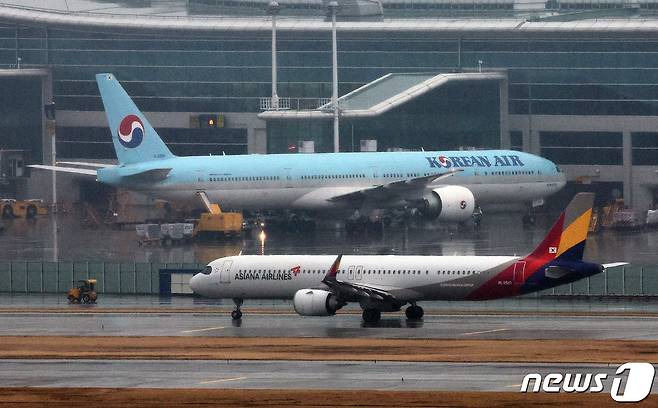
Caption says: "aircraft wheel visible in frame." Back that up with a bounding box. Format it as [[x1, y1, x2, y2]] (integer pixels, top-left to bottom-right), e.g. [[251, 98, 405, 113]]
[[231, 310, 242, 320], [405, 305, 424, 320], [26, 205, 37, 219], [362, 308, 381, 324]]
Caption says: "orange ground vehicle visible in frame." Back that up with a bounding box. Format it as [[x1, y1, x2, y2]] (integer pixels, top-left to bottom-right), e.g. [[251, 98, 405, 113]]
[[67, 279, 98, 304]]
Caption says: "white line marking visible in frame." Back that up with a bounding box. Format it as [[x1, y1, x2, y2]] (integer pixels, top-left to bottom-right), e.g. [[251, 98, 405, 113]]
[[505, 384, 522, 388], [180, 326, 225, 334], [461, 328, 509, 336], [200, 376, 247, 385]]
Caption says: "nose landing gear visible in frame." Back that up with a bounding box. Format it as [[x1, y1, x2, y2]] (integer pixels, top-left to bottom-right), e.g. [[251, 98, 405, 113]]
[[231, 298, 243, 320], [405, 303, 424, 320]]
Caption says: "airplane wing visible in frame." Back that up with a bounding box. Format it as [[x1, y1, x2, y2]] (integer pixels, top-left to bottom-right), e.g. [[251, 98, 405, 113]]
[[327, 169, 463, 203], [29, 165, 97, 176], [321, 255, 400, 304]]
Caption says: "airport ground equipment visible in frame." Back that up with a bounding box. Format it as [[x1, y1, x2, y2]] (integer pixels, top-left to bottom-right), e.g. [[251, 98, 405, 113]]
[[67, 279, 98, 304], [600, 199, 644, 231], [193, 191, 242, 238], [1, 199, 48, 219], [136, 223, 193, 245]]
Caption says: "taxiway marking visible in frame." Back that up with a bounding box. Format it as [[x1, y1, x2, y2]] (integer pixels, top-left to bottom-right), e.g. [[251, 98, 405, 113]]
[[180, 326, 226, 334], [199, 376, 248, 385], [460, 328, 509, 336]]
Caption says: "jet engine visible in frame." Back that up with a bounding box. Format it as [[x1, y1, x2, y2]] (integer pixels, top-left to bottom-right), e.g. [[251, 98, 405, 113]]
[[293, 289, 341, 316], [419, 185, 475, 222]]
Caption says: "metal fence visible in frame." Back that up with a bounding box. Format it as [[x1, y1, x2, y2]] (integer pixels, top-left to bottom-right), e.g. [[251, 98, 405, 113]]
[[0, 261, 204, 295], [0, 261, 656, 296], [537, 265, 658, 297]]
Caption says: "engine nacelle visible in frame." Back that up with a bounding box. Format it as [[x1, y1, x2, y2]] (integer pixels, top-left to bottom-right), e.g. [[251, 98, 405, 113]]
[[419, 185, 475, 222], [293, 289, 341, 316]]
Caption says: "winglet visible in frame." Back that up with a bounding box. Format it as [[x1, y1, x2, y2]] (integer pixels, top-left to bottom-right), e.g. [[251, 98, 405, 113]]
[[323, 255, 343, 282]]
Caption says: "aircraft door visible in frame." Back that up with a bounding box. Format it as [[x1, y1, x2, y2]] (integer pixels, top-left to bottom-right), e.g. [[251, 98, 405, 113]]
[[284, 168, 293, 188], [348, 266, 354, 280], [220, 260, 233, 284], [513, 261, 526, 285], [369, 165, 379, 180], [356, 265, 363, 281]]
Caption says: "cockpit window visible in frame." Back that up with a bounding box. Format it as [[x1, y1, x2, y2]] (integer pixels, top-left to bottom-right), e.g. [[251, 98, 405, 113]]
[[201, 266, 212, 275], [556, 166, 563, 173]]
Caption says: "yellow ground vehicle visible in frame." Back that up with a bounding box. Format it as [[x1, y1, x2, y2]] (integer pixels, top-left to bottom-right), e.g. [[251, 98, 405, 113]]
[[193, 192, 243, 238], [1, 199, 48, 219], [67, 279, 98, 304]]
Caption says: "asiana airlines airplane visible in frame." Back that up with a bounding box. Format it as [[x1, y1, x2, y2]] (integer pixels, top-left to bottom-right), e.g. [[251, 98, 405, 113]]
[[30, 73, 566, 222], [190, 193, 626, 323]]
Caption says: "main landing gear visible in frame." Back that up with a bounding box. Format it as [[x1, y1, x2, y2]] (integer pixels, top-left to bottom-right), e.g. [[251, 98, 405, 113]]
[[362, 308, 381, 324], [231, 298, 243, 320], [522, 204, 537, 227], [405, 303, 424, 321], [361, 304, 424, 323]]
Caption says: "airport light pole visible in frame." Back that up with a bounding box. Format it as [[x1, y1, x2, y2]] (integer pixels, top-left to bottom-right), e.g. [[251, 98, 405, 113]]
[[328, 0, 340, 152], [267, 0, 280, 110]]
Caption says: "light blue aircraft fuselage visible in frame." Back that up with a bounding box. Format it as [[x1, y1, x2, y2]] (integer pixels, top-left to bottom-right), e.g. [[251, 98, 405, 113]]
[[97, 150, 565, 211]]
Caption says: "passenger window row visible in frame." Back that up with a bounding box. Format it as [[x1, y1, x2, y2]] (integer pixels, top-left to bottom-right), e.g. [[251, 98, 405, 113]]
[[486, 170, 536, 176], [301, 174, 365, 180], [209, 176, 280, 182], [234, 269, 481, 275]]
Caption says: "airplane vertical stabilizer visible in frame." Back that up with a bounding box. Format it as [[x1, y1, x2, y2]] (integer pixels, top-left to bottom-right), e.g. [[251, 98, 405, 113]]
[[526, 192, 594, 263], [95, 73, 174, 165]]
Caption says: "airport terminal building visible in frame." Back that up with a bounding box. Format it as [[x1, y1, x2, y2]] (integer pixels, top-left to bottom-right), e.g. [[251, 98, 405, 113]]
[[1, 0, 658, 212]]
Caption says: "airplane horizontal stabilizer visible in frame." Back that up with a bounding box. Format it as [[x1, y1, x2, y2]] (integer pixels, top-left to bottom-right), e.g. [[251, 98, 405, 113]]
[[57, 161, 114, 168], [120, 167, 172, 182], [28, 165, 97, 176], [602, 262, 629, 269]]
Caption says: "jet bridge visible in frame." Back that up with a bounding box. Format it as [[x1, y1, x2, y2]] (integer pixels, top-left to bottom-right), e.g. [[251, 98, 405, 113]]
[[259, 71, 510, 149]]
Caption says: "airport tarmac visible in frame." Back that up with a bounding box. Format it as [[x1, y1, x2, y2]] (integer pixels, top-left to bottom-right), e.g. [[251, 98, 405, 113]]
[[1, 311, 658, 340], [2, 210, 657, 265], [2, 293, 658, 314], [1, 359, 654, 393]]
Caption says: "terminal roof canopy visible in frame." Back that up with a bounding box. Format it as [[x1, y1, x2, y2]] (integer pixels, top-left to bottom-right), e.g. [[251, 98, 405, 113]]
[[333, 73, 436, 111], [259, 71, 507, 120]]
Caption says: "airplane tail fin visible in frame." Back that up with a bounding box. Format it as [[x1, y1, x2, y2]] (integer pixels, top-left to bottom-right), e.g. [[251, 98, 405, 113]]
[[527, 192, 595, 263], [95, 73, 175, 165]]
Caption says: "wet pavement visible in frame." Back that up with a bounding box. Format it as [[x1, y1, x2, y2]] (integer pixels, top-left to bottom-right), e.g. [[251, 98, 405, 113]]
[[3, 360, 656, 393], [2, 309, 658, 340], [1, 211, 657, 266], [1, 293, 658, 314]]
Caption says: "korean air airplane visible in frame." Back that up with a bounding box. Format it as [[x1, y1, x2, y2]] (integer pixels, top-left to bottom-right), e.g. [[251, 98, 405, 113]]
[[190, 193, 626, 323], [31, 73, 566, 222]]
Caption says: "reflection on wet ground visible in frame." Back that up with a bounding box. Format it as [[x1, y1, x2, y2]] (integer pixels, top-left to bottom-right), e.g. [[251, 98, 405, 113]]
[[3, 293, 658, 314], [1, 211, 657, 265]]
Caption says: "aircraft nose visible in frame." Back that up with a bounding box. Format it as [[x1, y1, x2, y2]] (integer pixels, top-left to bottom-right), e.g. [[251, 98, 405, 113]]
[[189, 273, 203, 295], [557, 171, 567, 189]]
